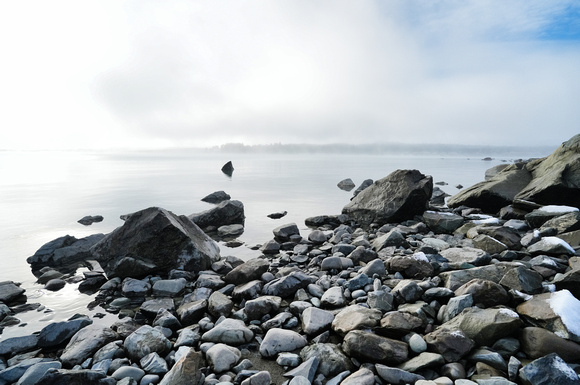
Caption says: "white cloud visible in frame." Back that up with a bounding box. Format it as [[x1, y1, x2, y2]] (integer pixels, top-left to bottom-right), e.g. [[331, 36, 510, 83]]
[[0, 0, 579, 149]]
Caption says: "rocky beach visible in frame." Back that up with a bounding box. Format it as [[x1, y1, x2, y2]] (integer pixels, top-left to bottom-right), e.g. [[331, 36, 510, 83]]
[[1, 135, 580, 385]]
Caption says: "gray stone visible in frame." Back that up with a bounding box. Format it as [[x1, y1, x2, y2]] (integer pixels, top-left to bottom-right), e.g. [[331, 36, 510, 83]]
[[16, 361, 62, 385], [375, 364, 425, 385], [262, 271, 313, 298], [472, 234, 508, 254], [33, 368, 108, 385], [153, 309, 182, 330], [367, 290, 394, 312], [439, 247, 491, 266], [541, 211, 580, 234], [331, 305, 382, 335], [37, 316, 92, 348], [392, 279, 423, 303], [140, 352, 169, 374], [158, 348, 204, 385], [499, 266, 544, 294], [320, 286, 346, 308], [224, 258, 270, 285], [241, 370, 271, 385], [442, 294, 473, 323], [455, 279, 510, 308], [372, 229, 409, 251], [301, 307, 334, 335], [218, 224, 245, 238], [0, 281, 25, 304], [409, 333, 428, 353], [59, 325, 118, 367], [44, 278, 66, 291], [139, 298, 175, 317], [398, 352, 445, 373], [342, 330, 408, 365], [440, 263, 516, 291], [27, 234, 105, 271], [0, 334, 39, 357], [201, 190, 231, 204], [111, 366, 145, 381], [208, 291, 234, 318], [122, 278, 151, 298], [93, 340, 124, 363], [202, 318, 254, 345], [123, 325, 172, 362], [520, 327, 580, 363], [244, 295, 281, 320], [259, 328, 307, 358], [340, 368, 375, 385], [337, 178, 356, 191], [342, 169, 433, 226], [152, 278, 187, 297], [176, 299, 207, 326], [388, 255, 434, 279], [308, 230, 328, 244], [273, 223, 300, 242], [233, 280, 264, 301], [527, 236, 576, 256], [519, 353, 580, 385], [423, 211, 464, 233], [284, 356, 319, 383], [206, 343, 241, 373]]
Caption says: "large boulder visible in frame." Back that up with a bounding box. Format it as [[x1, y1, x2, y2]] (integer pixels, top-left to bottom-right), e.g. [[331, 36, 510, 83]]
[[91, 207, 221, 278], [448, 134, 580, 212], [189, 200, 245, 228], [342, 169, 433, 226]]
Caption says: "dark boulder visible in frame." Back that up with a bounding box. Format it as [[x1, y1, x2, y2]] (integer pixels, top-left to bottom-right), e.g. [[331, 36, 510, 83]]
[[221, 161, 234, 176], [27, 234, 105, 273], [77, 215, 104, 226], [342, 169, 433, 226], [0, 281, 25, 304], [189, 200, 245, 228], [91, 207, 221, 278]]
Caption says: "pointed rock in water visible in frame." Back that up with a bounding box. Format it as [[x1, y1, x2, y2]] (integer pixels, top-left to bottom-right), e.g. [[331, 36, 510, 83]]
[[221, 161, 234, 176], [342, 170, 432, 226], [91, 207, 221, 278], [267, 210, 288, 219]]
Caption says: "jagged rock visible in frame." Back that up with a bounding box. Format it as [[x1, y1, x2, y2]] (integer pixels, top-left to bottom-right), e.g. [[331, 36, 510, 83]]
[[423, 211, 464, 234], [398, 352, 445, 373], [176, 299, 207, 326], [540, 211, 580, 234], [300, 343, 353, 378], [387, 254, 434, 279], [352, 179, 373, 198], [201, 190, 231, 204], [499, 266, 544, 294], [372, 230, 409, 250], [158, 348, 204, 385], [440, 263, 517, 291], [301, 307, 334, 335], [27, 234, 105, 272], [442, 307, 522, 346], [152, 278, 187, 297], [379, 311, 424, 334], [342, 169, 433, 226], [189, 200, 245, 228], [207, 291, 234, 318], [472, 234, 508, 254], [284, 356, 319, 383], [519, 353, 580, 385], [342, 330, 408, 365], [425, 327, 475, 362], [91, 207, 221, 278], [244, 295, 281, 320], [16, 361, 62, 385], [516, 290, 580, 342]]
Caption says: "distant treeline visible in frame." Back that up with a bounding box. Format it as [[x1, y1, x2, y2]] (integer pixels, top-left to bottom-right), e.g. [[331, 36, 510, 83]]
[[202, 142, 553, 158]]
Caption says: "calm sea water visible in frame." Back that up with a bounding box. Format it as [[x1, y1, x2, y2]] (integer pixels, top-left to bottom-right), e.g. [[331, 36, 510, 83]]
[[0, 147, 550, 338]]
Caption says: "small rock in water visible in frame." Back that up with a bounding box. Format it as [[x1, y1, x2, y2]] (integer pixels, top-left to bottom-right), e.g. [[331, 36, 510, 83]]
[[267, 211, 288, 219], [201, 190, 231, 204], [78, 215, 104, 226], [337, 178, 356, 191]]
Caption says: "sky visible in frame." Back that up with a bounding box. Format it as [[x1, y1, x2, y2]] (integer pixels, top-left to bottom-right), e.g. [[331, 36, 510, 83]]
[[0, 1, 579, 150]]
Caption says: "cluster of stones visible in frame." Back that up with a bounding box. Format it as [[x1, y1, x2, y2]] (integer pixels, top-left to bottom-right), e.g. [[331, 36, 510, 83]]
[[3, 199, 580, 384]]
